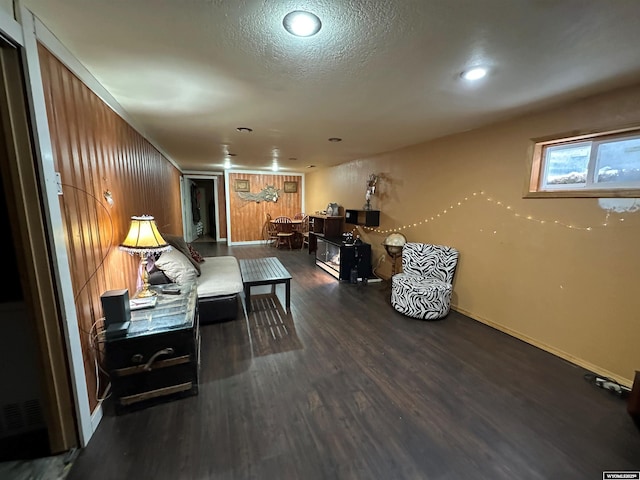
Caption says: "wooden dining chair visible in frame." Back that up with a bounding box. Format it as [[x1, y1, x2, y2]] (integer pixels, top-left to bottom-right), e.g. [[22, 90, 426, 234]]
[[292, 212, 305, 234], [300, 215, 310, 251], [263, 213, 278, 246], [273, 216, 294, 249]]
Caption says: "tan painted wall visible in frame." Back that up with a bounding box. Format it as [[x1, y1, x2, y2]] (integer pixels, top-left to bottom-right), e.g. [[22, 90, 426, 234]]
[[306, 83, 640, 386], [0, 0, 12, 16]]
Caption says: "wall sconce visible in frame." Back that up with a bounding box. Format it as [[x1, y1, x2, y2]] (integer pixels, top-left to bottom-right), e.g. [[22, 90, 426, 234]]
[[103, 190, 114, 207]]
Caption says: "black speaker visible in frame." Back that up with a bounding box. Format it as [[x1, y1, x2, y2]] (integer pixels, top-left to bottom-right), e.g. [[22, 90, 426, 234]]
[[101, 289, 131, 327]]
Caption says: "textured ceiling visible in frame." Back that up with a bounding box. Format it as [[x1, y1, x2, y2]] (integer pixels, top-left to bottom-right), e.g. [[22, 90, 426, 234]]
[[20, 0, 640, 173]]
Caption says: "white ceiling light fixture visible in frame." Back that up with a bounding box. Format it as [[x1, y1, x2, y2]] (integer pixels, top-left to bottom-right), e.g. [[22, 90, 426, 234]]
[[461, 67, 489, 81], [272, 160, 279, 172], [283, 10, 322, 37], [224, 158, 231, 169]]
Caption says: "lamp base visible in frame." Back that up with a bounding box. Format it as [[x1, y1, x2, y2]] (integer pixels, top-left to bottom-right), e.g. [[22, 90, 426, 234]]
[[135, 255, 157, 299], [135, 286, 157, 299]]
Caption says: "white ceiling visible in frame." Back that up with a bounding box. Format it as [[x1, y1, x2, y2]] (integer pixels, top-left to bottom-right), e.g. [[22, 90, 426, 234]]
[[21, 0, 640, 173]]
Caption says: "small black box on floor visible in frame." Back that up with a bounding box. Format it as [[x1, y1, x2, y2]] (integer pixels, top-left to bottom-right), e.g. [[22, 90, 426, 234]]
[[101, 289, 131, 327]]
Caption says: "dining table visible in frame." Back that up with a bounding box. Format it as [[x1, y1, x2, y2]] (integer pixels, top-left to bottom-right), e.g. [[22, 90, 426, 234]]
[[270, 218, 304, 248]]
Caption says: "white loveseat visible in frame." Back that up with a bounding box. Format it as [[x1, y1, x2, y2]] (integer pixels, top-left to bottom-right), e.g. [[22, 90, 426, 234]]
[[196, 255, 243, 324], [149, 235, 243, 324]]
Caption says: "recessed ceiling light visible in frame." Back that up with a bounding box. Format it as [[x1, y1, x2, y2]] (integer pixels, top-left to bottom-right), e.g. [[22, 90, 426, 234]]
[[306, 165, 316, 168], [283, 11, 322, 37], [288, 157, 297, 161], [461, 67, 488, 81], [228, 152, 237, 156], [236, 127, 253, 133], [328, 137, 342, 142]]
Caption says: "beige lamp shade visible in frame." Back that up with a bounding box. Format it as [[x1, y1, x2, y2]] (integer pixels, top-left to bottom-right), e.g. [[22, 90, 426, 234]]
[[119, 215, 170, 254], [119, 215, 171, 298]]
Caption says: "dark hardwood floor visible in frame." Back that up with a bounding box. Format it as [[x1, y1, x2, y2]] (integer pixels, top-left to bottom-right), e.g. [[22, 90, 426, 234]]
[[67, 243, 640, 480]]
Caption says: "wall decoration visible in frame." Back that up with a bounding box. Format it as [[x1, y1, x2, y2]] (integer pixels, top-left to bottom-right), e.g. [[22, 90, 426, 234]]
[[237, 185, 280, 203], [364, 173, 378, 210], [235, 179, 250, 192], [284, 181, 298, 193]]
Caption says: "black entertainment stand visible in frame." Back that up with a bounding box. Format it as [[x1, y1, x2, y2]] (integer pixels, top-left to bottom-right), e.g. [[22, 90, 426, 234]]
[[315, 236, 372, 282]]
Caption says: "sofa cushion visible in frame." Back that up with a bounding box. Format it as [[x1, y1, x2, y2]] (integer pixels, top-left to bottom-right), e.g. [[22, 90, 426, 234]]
[[197, 256, 243, 299], [188, 244, 205, 264], [161, 233, 201, 275], [155, 249, 198, 284]]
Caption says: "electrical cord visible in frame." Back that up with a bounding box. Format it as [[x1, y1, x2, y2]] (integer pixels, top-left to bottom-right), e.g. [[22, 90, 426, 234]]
[[59, 183, 114, 402], [372, 254, 385, 280], [61, 183, 114, 335], [89, 317, 111, 401]]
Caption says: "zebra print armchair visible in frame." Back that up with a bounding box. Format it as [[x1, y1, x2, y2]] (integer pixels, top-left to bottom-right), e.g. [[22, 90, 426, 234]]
[[391, 242, 459, 320]]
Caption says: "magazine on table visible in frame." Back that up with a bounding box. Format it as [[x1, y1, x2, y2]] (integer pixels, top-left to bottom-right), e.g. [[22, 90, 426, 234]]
[[129, 296, 157, 310]]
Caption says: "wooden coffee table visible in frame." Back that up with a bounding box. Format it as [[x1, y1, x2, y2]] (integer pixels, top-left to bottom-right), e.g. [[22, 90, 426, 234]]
[[239, 257, 292, 313]]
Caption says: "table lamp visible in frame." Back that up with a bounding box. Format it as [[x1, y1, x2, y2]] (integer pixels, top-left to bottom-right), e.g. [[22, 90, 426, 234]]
[[119, 215, 171, 298]]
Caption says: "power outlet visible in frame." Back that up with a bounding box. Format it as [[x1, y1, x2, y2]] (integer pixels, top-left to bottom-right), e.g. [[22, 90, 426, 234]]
[[55, 172, 63, 195]]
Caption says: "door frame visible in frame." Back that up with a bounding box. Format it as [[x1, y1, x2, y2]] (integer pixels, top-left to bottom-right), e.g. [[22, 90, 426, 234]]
[[184, 173, 225, 242], [0, 11, 79, 452]]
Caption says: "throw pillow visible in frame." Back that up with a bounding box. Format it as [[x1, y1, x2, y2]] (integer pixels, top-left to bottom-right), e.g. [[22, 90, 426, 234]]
[[161, 233, 201, 275], [188, 244, 205, 263], [155, 249, 198, 284]]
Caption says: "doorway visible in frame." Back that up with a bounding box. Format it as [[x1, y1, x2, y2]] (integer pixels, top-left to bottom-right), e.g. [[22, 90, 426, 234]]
[[0, 34, 78, 457], [184, 174, 224, 243]]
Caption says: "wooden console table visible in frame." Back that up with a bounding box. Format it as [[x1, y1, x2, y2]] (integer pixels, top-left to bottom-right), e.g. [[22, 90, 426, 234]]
[[239, 257, 292, 313]]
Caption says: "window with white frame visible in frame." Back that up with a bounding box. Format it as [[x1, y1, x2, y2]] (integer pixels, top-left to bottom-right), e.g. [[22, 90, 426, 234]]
[[528, 127, 640, 197]]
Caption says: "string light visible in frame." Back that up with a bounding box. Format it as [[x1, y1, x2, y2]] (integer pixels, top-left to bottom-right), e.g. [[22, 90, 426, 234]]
[[361, 190, 636, 235]]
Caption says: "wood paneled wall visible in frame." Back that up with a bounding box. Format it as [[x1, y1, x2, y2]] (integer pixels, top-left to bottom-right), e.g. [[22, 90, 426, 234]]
[[38, 44, 183, 412], [227, 172, 302, 242]]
